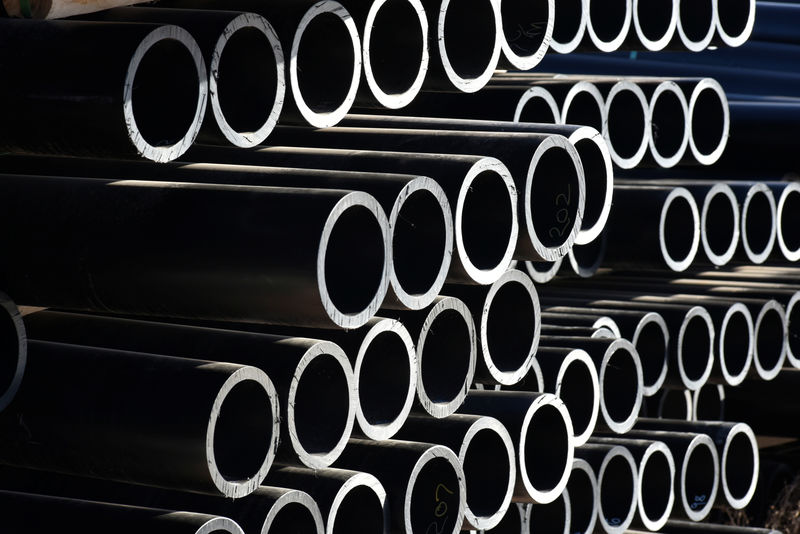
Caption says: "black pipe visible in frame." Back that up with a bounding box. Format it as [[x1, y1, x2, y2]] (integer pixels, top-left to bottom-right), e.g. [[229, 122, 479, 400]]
[[522, 257, 564, 284], [584, 0, 633, 52], [497, 0, 554, 71], [752, 1, 800, 44], [648, 387, 693, 420], [713, 0, 756, 47], [567, 229, 607, 278], [693, 383, 726, 422], [567, 458, 598, 534], [549, 0, 587, 53], [0, 19, 206, 162], [523, 488, 571, 534], [631, 0, 678, 51], [484, 503, 527, 534], [673, 0, 716, 50]]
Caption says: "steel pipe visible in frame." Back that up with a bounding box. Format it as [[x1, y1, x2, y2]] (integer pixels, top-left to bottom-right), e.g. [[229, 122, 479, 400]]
[[750, 299, 787, 381], [389, 296, 477, 418], [497, 0, 554, 70], [687, 78, 730, 166], [484, 503, 527, 534], [86, 7, 284, 148], [574, 444, 638, 534], [567, 230, 607, 277], [0, 293, 25, 413], [645, 388, 693, 420], [549, 0, 587, 53], [772, 181, 800, 262], [737, 182, 778, 264], [395, 414, 515, 530], [702, 183, 741, 266], [601, 81, 651, 169], [645, 80, 690, 168], [0, 174, 390, 329], [514, 86, 563, 124], [567, 459, 598, 534], [181, 146, 516, 287], [340, 114, 609, 245], [0, 490, 246, 534], [538, 336, 642, 434], [589, 437, 675, 532], [0, 339, 279, 497], [333, 439, 466, 534], [266, 467, 388, 534], [23, 310, 356, 469], [443, 270, 539, 386], [674, 0, 716, 50], [459, 390, 574, 504], [522, 489, 570, 534], [585, 0, 633, 52], [713, 0, 755, 47], [693, 383, 726, 422], [0, 19, 206, 162], [523, 257, 563, 284], [631, 0, 678, 51], [624, 429, 720, 521], [561, 82, 607, 134], [634, 419, 759, 510], [268, 125, 585, 262]]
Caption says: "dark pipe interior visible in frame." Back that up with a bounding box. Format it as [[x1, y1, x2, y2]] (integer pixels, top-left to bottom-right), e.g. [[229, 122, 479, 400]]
[[518, 96, 559, 123], [530, 146, 581, 248], [790, 301, 800, 362], [722, 310, 751, 378], [663, 194, 696, 264], [780, 189, 800, 253], [725, 432, 755, 501], [393, 188, 447, 295], [637, 0, 674, 41], [651, 89, 686, 158], [420, 309, 472, 403], [679, 0, 713, 42], [294, 354, 350, 454], [600, 454, 635, 528], [529, 493, 567, 533], [691, 88, 725, 156], [575, 138, 608, 232], [589, 0, 628, 42], [607, 89, 646, 159], [558, 359, 596, 437], [603, 346, 639, 424], [359, 330, 412, 426], [524, 404, 570, 492], [659, 389, 691, 420], [462, 170, 514, 270], [571, 233, 605, 273], [640, 450, 672, 522], [368, 0, 425, 94], [564, 91, 604, 131], [744, 191, 774, 257], [410, 456, 461, 534], [332, 485, 385, 533], [443, 0, 497, 79], [464, 428, 511, 516], [756, 307, 785, 374], [567, 467, 595, 534], [705, 191, 736, 257], [501, 0, 550, 58], [684, 442, 717, 512], [681, 314, 712, 383], [552, 0, 584, 44], [486, 280, 537, 372], [635, 319, 668, 390], [695, 384, 724, 421], [717, 0, 752, 38], [268, 501, 318, 534]]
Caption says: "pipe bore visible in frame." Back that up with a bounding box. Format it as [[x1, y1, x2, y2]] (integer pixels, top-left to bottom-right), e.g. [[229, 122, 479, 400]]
[[657, 389, 693, 420], [719, 304, 753, 386], [320, 193, 390, 328], [0, 293, 26, 412], [550, 0, 587, 53], [676, 0, 715, 51], [597, 446, 638, 534], [500, 0, 554, 70], [586, 0, 632, 51], [562, 82, 606, 132], [677, 307, 714, 391], [568, 459, 598, 534], [633, 0, 678, 50], [290, 1, 361, 127], [701, 184, 739, 266], [688, 79, 730, 165], [722, 423, 759, 509], [659, 187, 700, 272], [481, 269, 541, 385], [741, 184, 777, 264], [599, 339, 643, 434], [408, 446, 466, 534], [329, 473, 387, 534], [210, 14, 284, 147], [604, 81, 650, 169], [289, 343, 356, 468], [693, 383, 726, 422], [363, 0, 428, 109], [753, 301, 787, 381], [126, 26, 207, 162], [568, 127, 613, 245], [263, 490, 325, 534], [390, 178, 452, 310], [486, 503, 526, 534], [527, 489, 571, 534], [556, 350, 600, 446], [524, 258, 563, 284], [777, 183, 800, 262], [355, 319, 417, 440], [713, 0, 755, 47], [648, 81, 690, 168], [209, 368, 281, 497], [637, 442, 675, 531], [681, 434, 719, 521], [417, 297, 477, 417], [515, 87, 562, 124], [457, 159, 518, 285], [437, 0, 502, 92], [633, 313, 669, 397], [523, 136, 585, 261], [568, 231, 607, 278]]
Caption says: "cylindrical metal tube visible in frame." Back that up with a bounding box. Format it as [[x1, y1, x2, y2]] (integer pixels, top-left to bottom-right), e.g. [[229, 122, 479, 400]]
[[584, 0, 633, 52], [646, 388, 693, 420], [713, 0, 755, 47], [632, 0, 678, 51], [484, 503, 526, 534], [549, 0, 587, 53], [0, 339, 279, 498], [574, 444, 638, 534], [395, 414, 516, 530], [646, 80, 690, 168], [498, 0, 554, 70], [0, 19, 206, 162], [693, 383, 726, 422], [603, 81, 652, 169], [523, 257, 563, 284], [22, 310, 356, 469], [674, 0, 715, 51], [522, 488, 570, 534], [567, 230, 607, 278], [566, 459, 598, 534], [700, 183, 741, 266], [0, 175, 390, 329]]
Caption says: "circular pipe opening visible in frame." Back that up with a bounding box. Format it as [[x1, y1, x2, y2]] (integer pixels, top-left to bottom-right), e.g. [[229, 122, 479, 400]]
[[677, 0, 714, 50], [458, 163, 517, 283], [550, 0, 587, 53], [488, 503, 525, 533], [525, 138, 584, 258], [562, 84, 605, 132], [570, 130, 613, 245], [633, 314, 669, 397], [598, 450, 637, 533], [568, 231, 607, 278], [291, 2, 361, 127], [777, 184, 800, 261], [515, 87, 562, 124], [500, 0, 554, 70], [659, 389, 692, 420], [439, 0, 501, 91], [391, 182, 451, 309], [524, 258, 563, 284], [723, 426, 758, 509], [702, 185, 739, 266], [364, 0, 428, 108], [126, 27, 206, 162], [322, 196, 388, 327], [689, 80, 729, 165], [418, 300, 476, 417], [463, 427, 514, 528], [211, 16, 283, 147], [720, 305, 753, 385], [649, 82, 689, 167], [483, 272, 540, 384], [678, 308, 714, 390], [357, 322, 415, 439], [742, 186, 777, 264], [521, 400, 572, 502], [529, 490, 570, 534], [659, 188, 700, 272], [715, 0, 755, 47], [557, 352, 600, 445], [604, 82, 650, 168], [267, 500, 321, 534], [409, 453, 464, 534], [682, 437, 718, 520], [639, 446, 674, 530], [587, 0, 632, 51], [634, 0, 677, 50], [291, 349, 354, 467], [600, 341, 642, 433], [331, 484, 386, 533], [754, 302, 787, 380], [0, 296, 25, 412], [693, 383, 725, 422], [567, 461, 598, 534]]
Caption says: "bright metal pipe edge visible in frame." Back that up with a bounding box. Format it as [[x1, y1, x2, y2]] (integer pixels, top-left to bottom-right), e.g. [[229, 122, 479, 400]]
[[499, 0, 554, 71], [740, 183, 777, 265], [603, 81, 651, 169], [712, 0, 755, 48], [687, 78, 730, 166], [549, 0, 588, 54], [632, 0, 678, 51], [647, 80, 690, 168], [585, 0, 633, 52]]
